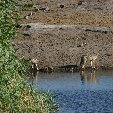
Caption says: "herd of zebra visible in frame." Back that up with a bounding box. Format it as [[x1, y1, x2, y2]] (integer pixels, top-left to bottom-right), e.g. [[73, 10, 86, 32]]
[[30, 54, 98, 74]]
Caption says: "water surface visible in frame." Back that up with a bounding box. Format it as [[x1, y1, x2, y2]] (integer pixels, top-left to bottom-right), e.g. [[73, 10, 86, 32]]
[[29, 70, 113, 113]]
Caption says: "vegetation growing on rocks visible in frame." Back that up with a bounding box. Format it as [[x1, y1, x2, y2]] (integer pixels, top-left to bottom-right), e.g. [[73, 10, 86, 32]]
[[0, 0, 58, 112]]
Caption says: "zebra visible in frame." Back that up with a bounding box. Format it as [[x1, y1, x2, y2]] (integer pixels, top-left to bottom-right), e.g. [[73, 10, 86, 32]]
[[30, 59, 39, 71], [80, 55, 87, 70], [80, 54, 98, 70]]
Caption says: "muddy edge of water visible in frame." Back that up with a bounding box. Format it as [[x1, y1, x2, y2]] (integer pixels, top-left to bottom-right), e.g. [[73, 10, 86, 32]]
[[14, 0, 113, 69], [14, 23, 113, 69]]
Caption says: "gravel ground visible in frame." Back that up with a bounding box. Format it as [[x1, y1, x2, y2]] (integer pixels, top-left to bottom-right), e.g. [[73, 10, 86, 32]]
[[14, 23, 113, 69], [14, 0, 113, 69]]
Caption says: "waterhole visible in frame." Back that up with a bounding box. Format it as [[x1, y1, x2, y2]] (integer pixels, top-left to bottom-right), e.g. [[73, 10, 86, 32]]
[[29, 70, 113, 113]]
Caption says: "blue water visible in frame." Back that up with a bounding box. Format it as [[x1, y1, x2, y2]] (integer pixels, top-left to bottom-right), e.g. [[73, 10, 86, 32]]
[[29, 70, 113, 113]]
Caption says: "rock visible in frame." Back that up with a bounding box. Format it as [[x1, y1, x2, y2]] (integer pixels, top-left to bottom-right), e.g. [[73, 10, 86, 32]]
[[59, 65, 79, 72], [60, 4, 64, 8], [57, 3, 64, 8], [32, 5, 39, 12], [39, 7, 49, 11], [78, 0, 84, 5], [24, 25, 31, 30], [15, 24, 22, 28], [28, 12, 33, 16], [24, 16, 29, 19], [22, 32, 31, 36]]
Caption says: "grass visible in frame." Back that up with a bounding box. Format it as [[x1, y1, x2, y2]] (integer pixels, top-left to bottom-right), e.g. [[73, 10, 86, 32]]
[[0, 0, 59, 112]]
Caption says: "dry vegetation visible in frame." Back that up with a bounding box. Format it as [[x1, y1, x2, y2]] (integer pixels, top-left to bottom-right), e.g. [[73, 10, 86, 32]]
[[20, 0, 113, 26]]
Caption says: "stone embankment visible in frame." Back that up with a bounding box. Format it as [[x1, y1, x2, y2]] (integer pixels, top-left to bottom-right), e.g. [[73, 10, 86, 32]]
[[14, 23, 113, 70]]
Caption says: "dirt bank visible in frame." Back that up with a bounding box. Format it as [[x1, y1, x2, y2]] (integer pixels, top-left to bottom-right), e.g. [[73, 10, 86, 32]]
[[14, 23, 113, 69], [20, 0, 113, 27], [14, 0, 113, 69]]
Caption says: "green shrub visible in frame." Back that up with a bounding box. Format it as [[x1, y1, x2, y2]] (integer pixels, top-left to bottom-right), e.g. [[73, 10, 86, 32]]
[[0, 0, 59, 112], [23, 4, 34, 8]]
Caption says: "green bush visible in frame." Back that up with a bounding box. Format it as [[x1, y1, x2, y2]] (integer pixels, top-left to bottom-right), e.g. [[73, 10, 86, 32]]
[[0, 0, 59, 112], [23, 4, 34, 8]]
